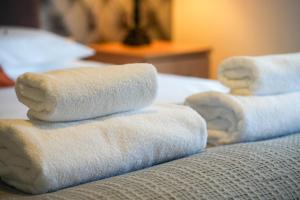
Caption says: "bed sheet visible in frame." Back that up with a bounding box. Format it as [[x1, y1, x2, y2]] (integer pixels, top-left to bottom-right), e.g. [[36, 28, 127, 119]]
[[0, 60, 228, 119]]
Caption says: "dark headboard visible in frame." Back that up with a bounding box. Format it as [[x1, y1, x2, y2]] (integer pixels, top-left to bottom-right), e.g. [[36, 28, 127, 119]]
[[0, 0, 40, 27]]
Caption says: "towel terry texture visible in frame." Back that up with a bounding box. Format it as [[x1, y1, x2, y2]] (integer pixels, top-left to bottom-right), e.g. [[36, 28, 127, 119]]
[[15, 63, 157, 122], [0, 104, 207, 194], [185, 91, 300, 145], [218, 53, 300, 95]]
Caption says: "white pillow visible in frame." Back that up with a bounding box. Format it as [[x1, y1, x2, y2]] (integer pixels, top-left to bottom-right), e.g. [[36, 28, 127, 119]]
[[0, 26, 95, 79]]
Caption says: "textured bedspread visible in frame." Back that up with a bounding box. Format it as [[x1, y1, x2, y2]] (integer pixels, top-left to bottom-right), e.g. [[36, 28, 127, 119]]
[[1, 133, 299, 200]]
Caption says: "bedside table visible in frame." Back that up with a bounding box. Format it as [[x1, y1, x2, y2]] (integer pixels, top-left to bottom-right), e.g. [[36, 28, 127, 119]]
[[89, 41, 211, 78]]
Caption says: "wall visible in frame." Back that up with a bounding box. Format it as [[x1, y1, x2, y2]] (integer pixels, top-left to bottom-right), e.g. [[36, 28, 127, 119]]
[[172, 0, 300, 78]]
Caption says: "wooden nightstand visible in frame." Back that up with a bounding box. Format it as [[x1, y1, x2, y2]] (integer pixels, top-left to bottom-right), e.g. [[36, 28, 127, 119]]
[[89, 41, 211, 78]]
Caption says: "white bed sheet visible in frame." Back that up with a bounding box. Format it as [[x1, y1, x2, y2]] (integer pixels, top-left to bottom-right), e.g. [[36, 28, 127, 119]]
[[0, 60, 228, 119]]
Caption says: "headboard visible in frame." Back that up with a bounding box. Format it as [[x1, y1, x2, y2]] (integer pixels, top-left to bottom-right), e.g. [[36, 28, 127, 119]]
[[0, 0, 40, 27]]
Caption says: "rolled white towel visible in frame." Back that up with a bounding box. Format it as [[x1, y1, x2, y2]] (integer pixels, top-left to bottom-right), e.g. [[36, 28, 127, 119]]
[[218, 53, 300, 95], [185, 91, 300, 145], [0, 104, 207, 194], [15, 63, 157, 122]]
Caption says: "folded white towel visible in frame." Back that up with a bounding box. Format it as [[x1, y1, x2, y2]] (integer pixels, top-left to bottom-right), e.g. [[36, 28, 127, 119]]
[[218, 53, 300, 95], [0, 104, 207, 194], [15, 63, 157, 122], [185, 91, 300, 145]]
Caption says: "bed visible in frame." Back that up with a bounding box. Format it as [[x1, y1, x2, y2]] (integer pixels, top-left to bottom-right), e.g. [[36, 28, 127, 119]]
[[0, 60, 299, 200]]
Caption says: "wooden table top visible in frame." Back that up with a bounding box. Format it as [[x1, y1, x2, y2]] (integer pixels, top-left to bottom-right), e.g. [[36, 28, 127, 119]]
[[90, 40, 211, 58]]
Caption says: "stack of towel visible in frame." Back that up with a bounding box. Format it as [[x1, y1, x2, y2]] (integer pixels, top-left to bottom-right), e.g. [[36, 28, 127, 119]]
[[0, 63, 207, 194], [185, 53, 300, 145]]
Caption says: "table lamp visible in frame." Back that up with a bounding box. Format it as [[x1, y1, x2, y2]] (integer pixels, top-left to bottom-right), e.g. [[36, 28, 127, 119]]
[[123, 0, 151, 46]]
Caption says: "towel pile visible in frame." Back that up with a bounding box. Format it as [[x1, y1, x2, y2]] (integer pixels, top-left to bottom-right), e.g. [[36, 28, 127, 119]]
[[0, 63, 207, 194], [185, 53, 300, 145]]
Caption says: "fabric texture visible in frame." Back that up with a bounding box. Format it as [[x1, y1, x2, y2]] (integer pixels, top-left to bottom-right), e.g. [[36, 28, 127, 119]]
[[157, 73, 228, 104], [0, 133, 299, 200], [15, 63, 158, 122], [185, 91, 300, 145], [0, 104, 207, 194], [218, 52, 300, 95], [0, 60, 227, 120], [0, 26, 94, 79]]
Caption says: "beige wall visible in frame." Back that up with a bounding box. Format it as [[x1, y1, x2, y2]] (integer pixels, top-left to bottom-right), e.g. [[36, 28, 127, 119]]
[[172, 0, 300, 78]]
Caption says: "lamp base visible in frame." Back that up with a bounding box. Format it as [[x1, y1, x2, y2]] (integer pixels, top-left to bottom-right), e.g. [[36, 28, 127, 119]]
[[123, 27, 151, 46]]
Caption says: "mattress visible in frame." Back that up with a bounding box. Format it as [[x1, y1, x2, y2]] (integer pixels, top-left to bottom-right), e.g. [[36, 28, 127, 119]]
[[0, 60, 228, 119], [1, 133, 299, 200]]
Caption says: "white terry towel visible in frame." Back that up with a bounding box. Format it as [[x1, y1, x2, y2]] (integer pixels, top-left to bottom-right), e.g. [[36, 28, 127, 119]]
[[0, 104, 207, 194], [15, 63, 157, 122], [218, 53, 300, 95], [185, 91, 300, 145]]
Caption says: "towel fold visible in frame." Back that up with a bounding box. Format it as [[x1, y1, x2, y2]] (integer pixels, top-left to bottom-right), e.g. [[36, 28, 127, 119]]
[[0, 104, 207, 194], [218, 53, 300, 95], [185, 91, 300, 145], [15, 63, 157, 122]]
